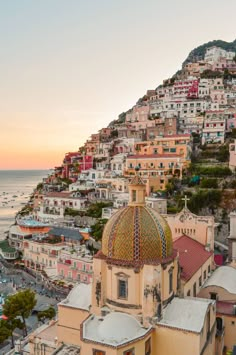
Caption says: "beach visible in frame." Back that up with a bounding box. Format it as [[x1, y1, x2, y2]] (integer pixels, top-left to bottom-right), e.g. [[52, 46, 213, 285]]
[[0, 170, 49, 239]]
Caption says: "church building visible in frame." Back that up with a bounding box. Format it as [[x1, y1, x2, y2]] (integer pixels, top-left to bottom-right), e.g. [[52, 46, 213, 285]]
[[29, 172, 216, 355]]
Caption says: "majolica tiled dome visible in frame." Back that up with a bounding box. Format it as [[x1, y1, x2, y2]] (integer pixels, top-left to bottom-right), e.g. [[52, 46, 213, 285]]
[[102, 205, 173, 263]]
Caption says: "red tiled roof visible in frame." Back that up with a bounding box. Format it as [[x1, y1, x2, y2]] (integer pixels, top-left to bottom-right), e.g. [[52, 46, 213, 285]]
[[174, 235, 213, 282], [127, 154, 180, 159]]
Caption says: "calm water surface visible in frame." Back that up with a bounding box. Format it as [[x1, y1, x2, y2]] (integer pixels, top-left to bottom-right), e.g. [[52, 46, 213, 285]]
[[0, 170, 49, 238]]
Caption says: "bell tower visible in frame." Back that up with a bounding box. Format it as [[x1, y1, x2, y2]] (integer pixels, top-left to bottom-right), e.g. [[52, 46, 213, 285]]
[[128, 167, 146, 206]]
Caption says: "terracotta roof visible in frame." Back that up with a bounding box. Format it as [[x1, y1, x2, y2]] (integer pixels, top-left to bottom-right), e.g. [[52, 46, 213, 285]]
[[216, 301, 235, 315], [127, 154, 180, 159], [163, 134, 191, 138], [45, 192, 72, 198], [174, 235, 213, 282]]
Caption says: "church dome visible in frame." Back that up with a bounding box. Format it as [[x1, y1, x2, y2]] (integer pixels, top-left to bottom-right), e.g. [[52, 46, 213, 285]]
[[98, 312, 143, 343], [102, 205, 173, 263]]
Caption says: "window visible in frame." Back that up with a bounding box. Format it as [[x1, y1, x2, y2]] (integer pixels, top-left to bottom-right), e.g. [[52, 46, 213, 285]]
[[118, 279, 128, 299], [210, 292, 217, 300], [208, 265, 211, 273], [193, 282, 196, 297], [123, 349, 135, 355], [187, 290, 190, 296], [132, 190, 136, 202], [93, 350, 105, 355], [216, 317, 223, 332], [199, 276, 202, 287], [145, 337, 151, 355], [204, 270, 206, 280]]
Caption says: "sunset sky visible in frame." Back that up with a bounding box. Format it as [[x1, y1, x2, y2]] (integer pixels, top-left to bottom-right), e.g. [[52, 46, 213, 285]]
[[0, 0, 235, 169]]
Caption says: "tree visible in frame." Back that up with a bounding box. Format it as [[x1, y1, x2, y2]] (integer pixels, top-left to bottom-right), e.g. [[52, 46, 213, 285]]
[[90, 219, 108, 241], [110, 129, 118, 138], [37, 306, 56, 324], [3, 289, 36, 337], [0, 320, 10, 345], [200, 178, 218, 189], [0, 318, 23, 348]]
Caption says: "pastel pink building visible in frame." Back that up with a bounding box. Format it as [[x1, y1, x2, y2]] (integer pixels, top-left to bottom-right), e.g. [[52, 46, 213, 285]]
[[125, 104, 151, 129], [57, 247, 93, 284]]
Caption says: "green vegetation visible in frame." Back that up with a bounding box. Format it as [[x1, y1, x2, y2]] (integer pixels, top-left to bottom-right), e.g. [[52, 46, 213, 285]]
[[200, 178, 218, 189], [3, 289, 36, 337], [45, 236, 62, 244], [110, 129, 118, 138], [191, 132, 201, 144], [229, 180, 236, 189], [0, 318, 23, 348], [231, 128, 236, 138], [190, 165, 232, 177], [37, 306, 56, 324], [65, 207, 81, 217], [90, 219, 108, 241], [17, 205, 33, 217], [218, 145, 229, 162], [188, 190, 222, 214], [182, 39, 236, 66], [200, 70, 223, 79], [36, 182, 43, 190], [86, 202, 113, 218], [0, 240, 16, 253]]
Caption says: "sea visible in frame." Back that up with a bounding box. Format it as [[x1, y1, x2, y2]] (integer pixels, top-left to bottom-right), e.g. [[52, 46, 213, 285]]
[[0, 170, 49, 239]]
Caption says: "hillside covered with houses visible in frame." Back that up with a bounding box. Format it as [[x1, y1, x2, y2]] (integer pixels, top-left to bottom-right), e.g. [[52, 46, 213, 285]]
[[2, 42, 236, 282], [3, 40, 236, 354]]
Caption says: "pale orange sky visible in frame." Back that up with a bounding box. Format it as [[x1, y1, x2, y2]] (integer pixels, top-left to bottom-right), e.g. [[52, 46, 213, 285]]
[[0, 0, 235, 169]]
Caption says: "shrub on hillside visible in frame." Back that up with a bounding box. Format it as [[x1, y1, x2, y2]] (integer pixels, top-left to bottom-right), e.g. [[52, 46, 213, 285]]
[[200, 178, 218, 189], [188, 190, 222, 214], [192, 166, 232, 177]]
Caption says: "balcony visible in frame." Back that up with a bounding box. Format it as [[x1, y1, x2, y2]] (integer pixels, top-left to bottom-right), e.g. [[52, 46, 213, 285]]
[[30, 250, 40, 255]]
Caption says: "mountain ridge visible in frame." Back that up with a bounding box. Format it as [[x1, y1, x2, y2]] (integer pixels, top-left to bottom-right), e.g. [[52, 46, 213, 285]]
[[182, 38, 236, 67]]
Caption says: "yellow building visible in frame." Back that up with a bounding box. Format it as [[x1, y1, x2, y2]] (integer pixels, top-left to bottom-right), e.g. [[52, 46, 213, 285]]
[[134, 134, 192, 159], [29, 173, 216, 355]]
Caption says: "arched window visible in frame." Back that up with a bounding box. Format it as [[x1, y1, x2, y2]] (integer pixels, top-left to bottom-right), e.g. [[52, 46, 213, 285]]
[[118, 279, 128, 299], [216, 317, 223, 332]]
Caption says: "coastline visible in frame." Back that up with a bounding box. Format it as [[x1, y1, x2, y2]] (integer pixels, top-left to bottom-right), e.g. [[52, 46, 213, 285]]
[[0, 170, 49, 240]]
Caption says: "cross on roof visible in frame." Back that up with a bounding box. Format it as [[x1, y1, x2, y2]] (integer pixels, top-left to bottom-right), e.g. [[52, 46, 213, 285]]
[[182, 195, 190, 209]]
